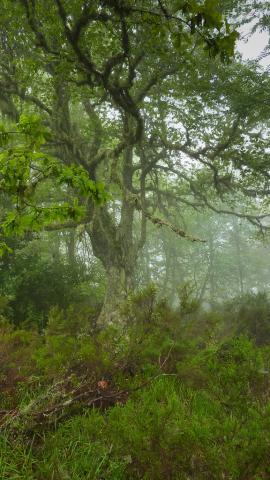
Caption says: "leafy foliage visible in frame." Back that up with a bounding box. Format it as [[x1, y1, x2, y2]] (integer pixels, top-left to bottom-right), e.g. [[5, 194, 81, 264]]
[[0, 115, 107, 254]]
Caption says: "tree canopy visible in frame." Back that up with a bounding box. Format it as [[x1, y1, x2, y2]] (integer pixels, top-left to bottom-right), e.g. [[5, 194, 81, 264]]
[[0, 0, 269, 323]]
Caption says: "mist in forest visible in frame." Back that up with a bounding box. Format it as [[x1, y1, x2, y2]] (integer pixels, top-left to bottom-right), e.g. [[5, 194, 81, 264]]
[[2, 210, 269, 330], [1, 1, 270, 479]]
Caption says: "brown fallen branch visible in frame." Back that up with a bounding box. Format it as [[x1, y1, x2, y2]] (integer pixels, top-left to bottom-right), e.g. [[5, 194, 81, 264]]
[[0, 382, 129, 432], [34, 389, 128, 424], [0, 408, 18, 426], [0, 371, 178, 434]]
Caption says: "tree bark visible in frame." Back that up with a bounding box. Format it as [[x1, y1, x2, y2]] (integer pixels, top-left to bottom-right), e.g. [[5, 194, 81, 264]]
[[233, 217, 244, 296], [87, 193, 139, 327], [208, 229, 215, 306], [98, 264, 134, 326]]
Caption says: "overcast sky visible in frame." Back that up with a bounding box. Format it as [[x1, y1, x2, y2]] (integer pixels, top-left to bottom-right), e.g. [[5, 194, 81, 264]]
[[238, 22, 269, 68]]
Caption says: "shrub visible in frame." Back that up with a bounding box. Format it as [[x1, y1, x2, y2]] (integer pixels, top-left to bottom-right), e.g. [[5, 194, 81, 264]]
[[226, 292, 270, 346]]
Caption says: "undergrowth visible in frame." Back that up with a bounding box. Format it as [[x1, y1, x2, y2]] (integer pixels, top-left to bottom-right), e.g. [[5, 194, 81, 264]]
[[0, 290, 270, 479]]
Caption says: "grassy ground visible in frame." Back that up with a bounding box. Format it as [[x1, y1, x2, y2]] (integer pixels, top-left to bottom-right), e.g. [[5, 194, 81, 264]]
[[1, 291, 270, 479]]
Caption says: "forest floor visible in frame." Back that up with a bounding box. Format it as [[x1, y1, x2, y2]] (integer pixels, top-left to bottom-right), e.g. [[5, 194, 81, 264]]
[[0, 290, 270, 479]]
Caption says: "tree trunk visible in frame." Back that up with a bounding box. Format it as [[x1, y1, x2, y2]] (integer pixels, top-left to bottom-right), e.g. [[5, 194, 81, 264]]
[[208, 230, 215, 306], [67, 228, 76, 266], [87, 199, 138, 327], [86, 138, 146, 327], [98, 264, 134, 326], [233, 218, 244, 296]]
